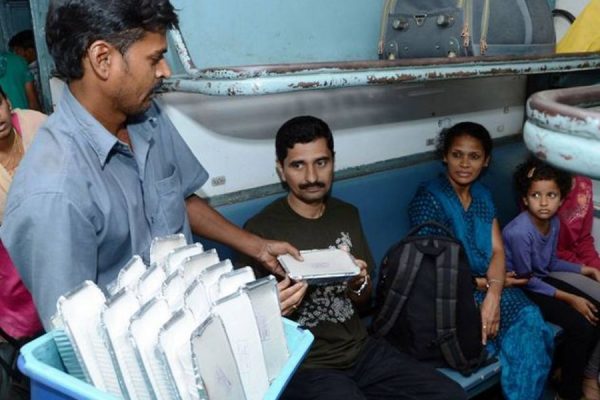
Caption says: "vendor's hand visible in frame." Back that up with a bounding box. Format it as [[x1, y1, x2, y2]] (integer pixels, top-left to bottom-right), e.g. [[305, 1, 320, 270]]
[[256, 239, 302, 277], [569, 294, 599, 325], [582, 266, 600, 282], [347, 258, 368, 290], [504, 271, 529, 287], [277, 276, 308, 316], [480, 291, 501, 345]]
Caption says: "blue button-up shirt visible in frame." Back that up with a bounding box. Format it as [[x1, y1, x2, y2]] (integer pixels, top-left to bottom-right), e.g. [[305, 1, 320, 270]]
[[1, 88, 208, 326]]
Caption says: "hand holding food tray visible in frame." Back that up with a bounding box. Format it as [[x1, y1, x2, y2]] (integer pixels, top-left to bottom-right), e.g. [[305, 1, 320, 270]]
[[277, 248, 360, 284]]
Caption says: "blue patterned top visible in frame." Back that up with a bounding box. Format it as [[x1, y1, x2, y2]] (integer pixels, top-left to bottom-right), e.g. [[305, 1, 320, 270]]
[[408, 174, 495, 276]]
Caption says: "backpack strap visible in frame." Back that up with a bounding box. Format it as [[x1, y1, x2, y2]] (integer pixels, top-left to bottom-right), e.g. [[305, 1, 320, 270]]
[[405, 220, 454, 239], [372, 241, 424, 336], [434, 240, 487, 375]]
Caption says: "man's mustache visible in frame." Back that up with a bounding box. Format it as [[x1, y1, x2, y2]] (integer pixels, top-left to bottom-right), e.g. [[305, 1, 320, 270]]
[[299, 182, 326, 190], [152, 80, 164, 94]]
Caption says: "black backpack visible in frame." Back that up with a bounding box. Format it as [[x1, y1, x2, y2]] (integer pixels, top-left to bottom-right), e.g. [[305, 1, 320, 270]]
[[372, 221, 488, 376]]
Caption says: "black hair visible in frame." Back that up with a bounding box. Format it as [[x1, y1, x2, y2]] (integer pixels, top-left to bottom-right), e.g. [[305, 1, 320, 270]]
[[9, 29, 35, 50], [0, 85, 6, 100], [436, 122, 493, 159], [45, 0, 179, 81], [275, 116, 335, 163], [514, 157, 572, 199]]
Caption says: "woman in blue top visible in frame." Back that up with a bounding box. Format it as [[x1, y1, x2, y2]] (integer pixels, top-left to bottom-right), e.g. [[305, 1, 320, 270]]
[[504, 158, 600, 400], [408, 122, 553, 400]]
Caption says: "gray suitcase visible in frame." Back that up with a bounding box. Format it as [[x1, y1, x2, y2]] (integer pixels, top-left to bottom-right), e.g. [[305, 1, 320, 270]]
[[378, 0, 556, 59]]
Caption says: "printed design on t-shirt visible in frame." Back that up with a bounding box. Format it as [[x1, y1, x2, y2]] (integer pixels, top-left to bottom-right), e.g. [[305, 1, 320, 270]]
[[335, 232, 352, 252], [296, 232, 356, 328], [562, 181, 592, 224]]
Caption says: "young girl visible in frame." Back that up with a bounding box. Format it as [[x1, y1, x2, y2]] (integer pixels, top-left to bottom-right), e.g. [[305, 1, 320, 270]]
[[503, 158, 600, 400]]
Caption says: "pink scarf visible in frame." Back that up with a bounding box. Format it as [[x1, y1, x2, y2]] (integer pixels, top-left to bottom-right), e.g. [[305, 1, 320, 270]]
[[0, 109, 46, 338]]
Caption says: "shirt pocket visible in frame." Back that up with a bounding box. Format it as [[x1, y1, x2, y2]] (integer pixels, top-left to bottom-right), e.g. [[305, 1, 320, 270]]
[[155, 164, 186, 233]]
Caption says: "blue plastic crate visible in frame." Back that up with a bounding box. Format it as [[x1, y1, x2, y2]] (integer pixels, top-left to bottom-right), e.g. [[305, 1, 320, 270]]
[[18, 318, 313, 400]]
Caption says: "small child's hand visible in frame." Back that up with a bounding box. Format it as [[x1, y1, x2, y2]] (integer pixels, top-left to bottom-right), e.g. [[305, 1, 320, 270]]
[[569, 295, 599, 325], [504, 271, 529, 287], [581, 266, 600, 282]]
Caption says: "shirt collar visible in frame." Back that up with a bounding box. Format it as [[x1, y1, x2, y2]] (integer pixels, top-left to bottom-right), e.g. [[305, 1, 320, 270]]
[[60, 87, 155, 167]]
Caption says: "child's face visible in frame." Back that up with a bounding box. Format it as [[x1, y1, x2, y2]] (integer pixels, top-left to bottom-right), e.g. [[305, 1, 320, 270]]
[[523, 179, 562, 223]]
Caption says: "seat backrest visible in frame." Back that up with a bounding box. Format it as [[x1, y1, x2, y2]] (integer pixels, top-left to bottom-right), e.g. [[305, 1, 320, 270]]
[[201, 141, 528, 280]]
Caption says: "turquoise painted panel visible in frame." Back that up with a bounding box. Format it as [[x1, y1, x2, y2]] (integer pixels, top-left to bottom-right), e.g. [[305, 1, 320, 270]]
[[171, 0, 386, 68]]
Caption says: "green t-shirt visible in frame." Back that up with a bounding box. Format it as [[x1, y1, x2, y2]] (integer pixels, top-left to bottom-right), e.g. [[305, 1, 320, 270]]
[[0, 51, 33, 110], [239, 196, 374, 370]]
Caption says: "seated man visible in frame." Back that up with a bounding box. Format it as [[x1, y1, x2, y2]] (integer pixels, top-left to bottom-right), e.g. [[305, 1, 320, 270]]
[[238, 116, 467, 400]]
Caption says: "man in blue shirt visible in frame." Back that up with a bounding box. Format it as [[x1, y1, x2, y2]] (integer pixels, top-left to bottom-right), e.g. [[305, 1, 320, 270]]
[[0, 0, 298, 327]]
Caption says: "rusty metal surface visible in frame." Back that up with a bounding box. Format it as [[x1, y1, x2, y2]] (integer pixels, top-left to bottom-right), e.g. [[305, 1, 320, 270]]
[[163, 44, 600, 96], [527, 84, 600, 140], [524, 84, 600, 178]]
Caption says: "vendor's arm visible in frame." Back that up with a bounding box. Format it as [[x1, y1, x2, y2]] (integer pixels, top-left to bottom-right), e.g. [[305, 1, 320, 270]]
[[186, 195, 300, 276], [1, 194, 97, 329]]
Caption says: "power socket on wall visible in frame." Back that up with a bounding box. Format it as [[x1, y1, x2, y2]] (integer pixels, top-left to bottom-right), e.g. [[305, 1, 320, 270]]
[[211, 176, 226, 186]]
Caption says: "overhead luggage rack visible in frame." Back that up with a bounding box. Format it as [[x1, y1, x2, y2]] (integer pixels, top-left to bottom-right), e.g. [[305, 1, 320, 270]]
[[166, 29, 600, 96]]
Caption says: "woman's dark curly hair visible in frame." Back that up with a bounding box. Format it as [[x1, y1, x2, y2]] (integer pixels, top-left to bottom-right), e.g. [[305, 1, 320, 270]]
[[436, 121, 493, 159], [514, 157, 572, 199]]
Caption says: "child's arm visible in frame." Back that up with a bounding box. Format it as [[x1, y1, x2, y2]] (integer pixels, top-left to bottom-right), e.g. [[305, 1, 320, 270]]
[[555, 289, 599, 325], [552, 219, 584, 274], [503, 228, 557, 296]]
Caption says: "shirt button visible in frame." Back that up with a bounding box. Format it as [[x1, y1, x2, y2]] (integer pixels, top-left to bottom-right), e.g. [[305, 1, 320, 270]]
[[150, 217, 155, 224]]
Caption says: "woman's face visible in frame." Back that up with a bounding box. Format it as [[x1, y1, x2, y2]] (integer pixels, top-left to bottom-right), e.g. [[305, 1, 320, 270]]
[[443, 134, 490, 189], [0, 94, 13, 140]]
